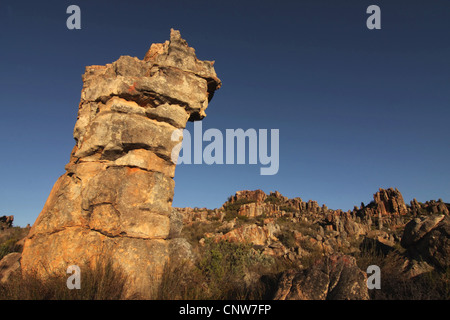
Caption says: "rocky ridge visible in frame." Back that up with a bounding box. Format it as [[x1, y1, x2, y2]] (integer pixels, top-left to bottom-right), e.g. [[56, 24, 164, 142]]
[[176, 188, 449, 299], [2, 184, 449, 300]]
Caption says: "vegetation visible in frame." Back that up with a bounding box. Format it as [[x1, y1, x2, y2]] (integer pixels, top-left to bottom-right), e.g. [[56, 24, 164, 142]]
[[2, 194, 449, 300], [354, 241, 450, 300], [223, 199, 256, 215], [264, 195, 281, 204], [0, 256, 132, 300], [0, 227, 28, 260], [181, 220, 222, 244], [157, 239, 291, 300], [279, 205, 296, 213]]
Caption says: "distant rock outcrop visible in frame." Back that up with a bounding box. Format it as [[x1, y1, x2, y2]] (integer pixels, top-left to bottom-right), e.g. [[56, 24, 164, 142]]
[[177, 188, 449, 269], [0, 216, 14, 230], [212, 223, 280, 247], [373, 188, 408, 216], [20, 29, 221, 297], [410, 198, 449, 216], [229, 190, 267, 204]]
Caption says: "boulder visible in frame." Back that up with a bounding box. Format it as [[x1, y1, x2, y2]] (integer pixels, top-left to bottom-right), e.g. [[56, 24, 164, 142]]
[[215, 224, 278, 246], [228, 190, 267, 204]]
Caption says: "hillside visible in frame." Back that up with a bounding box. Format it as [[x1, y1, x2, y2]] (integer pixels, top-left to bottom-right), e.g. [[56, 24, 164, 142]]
[[1, 187, 449, 299], [171, 187, 449, 299]]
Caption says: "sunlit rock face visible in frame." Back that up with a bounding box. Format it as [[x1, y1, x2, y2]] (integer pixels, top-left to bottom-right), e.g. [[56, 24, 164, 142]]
[[21, 29, 221, 297]]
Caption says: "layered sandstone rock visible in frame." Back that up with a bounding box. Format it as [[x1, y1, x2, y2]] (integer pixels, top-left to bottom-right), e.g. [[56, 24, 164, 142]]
[[210, 223, 280, 246], [20, 29, 221, 297], [354, 188, 408, 218], [410, 198, 449, 216], [373, 188, 408, 216]]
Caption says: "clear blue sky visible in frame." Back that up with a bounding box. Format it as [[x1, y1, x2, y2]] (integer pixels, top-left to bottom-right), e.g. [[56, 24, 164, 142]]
[[0, 0, 449, 227]]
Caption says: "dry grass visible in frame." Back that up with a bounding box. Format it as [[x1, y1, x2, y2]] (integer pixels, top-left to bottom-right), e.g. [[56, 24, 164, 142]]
[[0, 255, 132, 300], [354, 241, 450, 300], [0, 227, 29, 260]]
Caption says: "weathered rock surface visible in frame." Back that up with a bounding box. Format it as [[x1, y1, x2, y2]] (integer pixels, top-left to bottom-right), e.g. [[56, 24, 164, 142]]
[[373, 188, 408, 216], [410, 198, 450, 216], [229, 190, 267, 204], [182, 188, 449, 231], [20, 29, 221, 297], [273, 254, 369, 300]]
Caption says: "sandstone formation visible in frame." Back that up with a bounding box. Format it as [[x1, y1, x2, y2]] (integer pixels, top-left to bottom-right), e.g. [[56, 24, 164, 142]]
[[211, 223, 280, 247], [373, 188, 408, 216], [0, 216, 29, 252], [175, 187, 448, 299], [178, 188, 449, 258], [20, 29, 221, 297], [3, 180, 449, 299]]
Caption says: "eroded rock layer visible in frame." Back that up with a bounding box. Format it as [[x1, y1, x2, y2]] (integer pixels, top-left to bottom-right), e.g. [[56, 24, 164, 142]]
[[20, 29, 221, 297]]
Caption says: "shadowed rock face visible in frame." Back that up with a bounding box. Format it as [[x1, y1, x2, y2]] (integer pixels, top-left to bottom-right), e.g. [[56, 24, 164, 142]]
[[0, 216, 14, 230], [20, 29, 221, 297], [401, 215, 450, 270], [273, 254, 369, 300]]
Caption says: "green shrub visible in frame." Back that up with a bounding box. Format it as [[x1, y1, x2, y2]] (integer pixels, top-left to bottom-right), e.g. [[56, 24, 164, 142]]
[[223, 199, 256, 214], [199, 240, 251, 282], [156, 260, 208, 300], [280, 205, 296, 213], [181, 221, 221, 245], [0, 238, 19, 260], [236, 215, 250, 223], [299, 246, 325, 269], [264, 196, 281, 204], [276, 216, 291, 225], [277, 230, 296, 248], [197, 240, 282, 299], [156, 239, 292, 300]]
